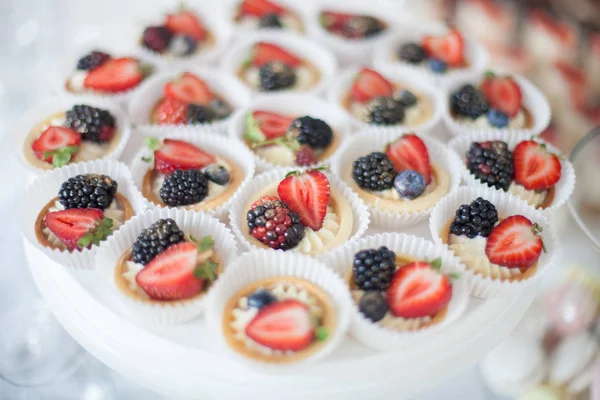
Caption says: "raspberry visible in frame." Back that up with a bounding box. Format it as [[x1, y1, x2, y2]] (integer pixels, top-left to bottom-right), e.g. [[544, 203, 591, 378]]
[[295, 146, 316, 166], [246, 196, 305, 250]]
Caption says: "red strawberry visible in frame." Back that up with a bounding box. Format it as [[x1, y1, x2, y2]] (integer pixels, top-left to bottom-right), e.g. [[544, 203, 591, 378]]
[[136, 242, 204, 301], [350, 67, 393, 103], [245, 299, 315, 351], [239, 0, 285, 17], [387, 262, 452, 319], [252, 42, 301, 67], [164, 72, 212, 106], [253, 110, 295, 140], [44, 208, 104, 250], [154, 139, 216, 175], [165, 10, 206, 41], [422, 29, 465, 67], [513, 140, 561, 190], [485, 215, 544, 268], [83, 58, 143, 93], [156, 98, 188, 125], [32, 126, 81, 164], [320, 11, 352, 30], [277, 170, 330, 231], [385, 134, 431, 184], [481, 74, 522, 117]]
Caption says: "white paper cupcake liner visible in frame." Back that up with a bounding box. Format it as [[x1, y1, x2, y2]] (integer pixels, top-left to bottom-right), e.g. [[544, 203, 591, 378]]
[[15, 96, 132, 174], [429, 186, 558, 298], [128, 67, 252, 133], [227, 93, 353, 173], [326, 65, 444, 135], [330, 130, 462, 229], [130, 127, 256, 222], [449, 131, 575, 213], [228, 169, 370, 256], [223, 0, 311, 36], [95, 207, 238, 325], [205, 249, 352, 370], [17, 160, 147, 270], [320, 232, 469, 351], [219, 31, 337, 96], [442, 70, 551, 138]]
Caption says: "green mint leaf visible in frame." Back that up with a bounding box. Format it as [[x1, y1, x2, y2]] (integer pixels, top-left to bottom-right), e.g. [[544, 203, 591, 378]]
[[193, 260, 218, 282], [145, 137, 161, 150], [430, 258, 442, 270], [315, 327, 329, 342]]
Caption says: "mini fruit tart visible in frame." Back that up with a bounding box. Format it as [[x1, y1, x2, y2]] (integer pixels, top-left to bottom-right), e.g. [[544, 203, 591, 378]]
[[523, 9, 578, 65], [319, 10, 386, 40], [233, 0, 304, 32]]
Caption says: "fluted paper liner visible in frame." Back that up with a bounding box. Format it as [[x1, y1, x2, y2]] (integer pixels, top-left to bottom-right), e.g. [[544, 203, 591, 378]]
[[219, 31, 337, 96], [331, 130, 462, 229], [227, 93, 353, 172], [228, 169, 370, 256], [442, 70, 551, 138], [130, 127, 256, 222], [223, 0, 310, 36], [95, 207, 238, 325], [320, 232, 469, 351], [429, 186, 558, 298], [206, 249, 352, 369], [18, 160, 147, 270], [449, 131, 575, 213], [327, 65, 443, 135]]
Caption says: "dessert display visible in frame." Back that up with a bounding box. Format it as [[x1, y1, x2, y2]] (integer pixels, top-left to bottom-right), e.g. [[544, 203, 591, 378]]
[[319, 10, 386, 40], [233, 0, 303, 32]]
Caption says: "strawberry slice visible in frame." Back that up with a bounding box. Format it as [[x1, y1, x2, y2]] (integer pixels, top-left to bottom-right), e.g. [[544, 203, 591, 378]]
[[164, 72, 212, 106], [253, 110, 295, 140], [485, 215, 544, 268], [239, 0, 285, 17], [350, 67, 393, 103], [156, 97, 188, 125], [512, 140, 561, 190], [422, 29, 465, 67], [252, 42, 301, 67], [154, 139, 216, 175], [320, 11, 352, 30], [32, 126, 81, 164], [481, 74, 522, 117], [387, 262, 452, 319], [45, 208, 104, 250], [385, 134, 432, 184], [165, 10, 206, 41], [136, 242, 204, 301], [277, 170, 330, 231], [245, 299, 315, 351], [83, 58, 143, 93]]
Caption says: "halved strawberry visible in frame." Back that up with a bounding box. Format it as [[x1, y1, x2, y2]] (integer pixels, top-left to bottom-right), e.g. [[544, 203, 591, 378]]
[[165, 10, 206, 41], [385, 134, 431, 184], [253, 110, 294, 140], [136, 242, 203, 301], [320, 11, 352, 30], [154, 139, 216, 175], [44, 208, 104, 250], [277, 170, 330, 231], [83, 58, 143, 93], [481, 74, 522, 117], [513, 140, 561, 190], [350, 67, 393, 103], [245, 299, 315, 351], [164, 72, 212, 105], [252, 42, 301, 67], [422, 29, 465, 67], [156, 98, 188, 125], [239, 0, 285, 17], [387, 262, 452, 319], [32, 126, 81, 164], [485, 215, 544, 268]]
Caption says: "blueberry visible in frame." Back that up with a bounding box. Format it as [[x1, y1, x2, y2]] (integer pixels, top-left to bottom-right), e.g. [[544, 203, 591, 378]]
[[204, 164, 230, 185], [398, 42, 425, 64], [358, 292, 388, 322], [209, 99, 233, 119], [396, 89, 418, 107], [168, 35, 198, 57], [486, 109, 509, 128], [394, 170, 426, 199], [428, 58, 448, 74], [247, 289, 277, 309]]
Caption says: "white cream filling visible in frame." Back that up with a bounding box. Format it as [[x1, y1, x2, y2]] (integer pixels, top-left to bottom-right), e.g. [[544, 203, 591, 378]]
[[67, 70, 88, 93], [371, 175, 437, 202], [457, 109, 526, 129], [294, 205, 340, 254], [351, 291, 431, 330], [243, 65, 317, 91], [254, 145, 296, 166], [508, 182, 548, 208]]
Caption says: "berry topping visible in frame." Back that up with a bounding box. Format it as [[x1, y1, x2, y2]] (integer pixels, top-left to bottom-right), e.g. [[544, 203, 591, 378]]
[[451, 84, 490, 119], [395, 89, 418, 107], [64, 105, 116, 143], [32, 126, 80, 168], [165, 72, 212, 106], [394, 170, 426, 199], [486, 109, 509, 128], [154, 139, 216, 175], [295, 145, 317, 166], [398, 42, 426, 64], [58, 174, 117, 210], [449, 197, 498, 238], [259, 61, 297, 91], [248, 110, 295, 141], [187, 104, 216, 124], [239, 0, 285, 17], [287, 116, 333, 149], [341, 15, 385, 39], [245, 299, 315, 351], [481, 73, 522, 117], [387, 261, 452, 319], [142, 26, 173, 53], [365, 96, 405, 125], [352, 152, 396, 191], [165, 10, 206, 41], [350, 67, 393, 103], [277, 170, 330, 231], [320, 11, 351, 31], [83, 58, 144, 93], [252, 42, 301, 67], [358, 292, 388, 322], [385, 134, 432, 184], [513, 140, 561, 191], [76, 51, 110, 71], [259, 13, 283, 28], [159, 169, 209, 207], [132, 218, 185, 265], [209, 99, 233, 120], [353, 246, 396, 291], [168, 35, 198, 57], [156, 98, 188, 125], [246, 196, 305, 250], [422, 29, 465, 67], [428, 58, 448, 74], [466, 141, 514, 191], [45, 208, 112, 250], [485, 215, 544, 268], [247, 289, 277, 309], [204, 164, 230, 185]]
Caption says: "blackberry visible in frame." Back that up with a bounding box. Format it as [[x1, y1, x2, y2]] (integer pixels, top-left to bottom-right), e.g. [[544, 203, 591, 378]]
[[342, 16, 385, 38], [246, 197, 305, 250], [451, 84, 489, 119], [259, 13, 283, 28], [352, 152, 396, 191], [466, 141, 514, 191], [132, 218, 185, 265], [398, 42, 425, 64], [58, 174, 118, 210], [159, 169, 209, 207], [259, 61, 296, 91], [359, 292, 388, 322], [187, 104, 215, 124], [142, 26, 173, 53], [365, 96, 405, 125], [287, 116, 333, 149], [64, 105, 116, 143], [76, 51, 110, 71], [353, 246, 397, 291], [450, 197, 498, 238]]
